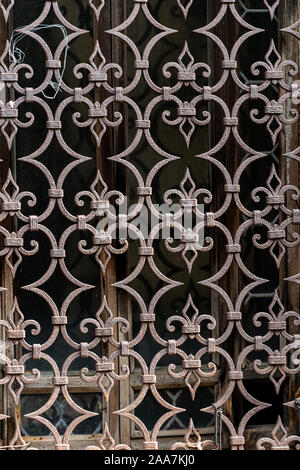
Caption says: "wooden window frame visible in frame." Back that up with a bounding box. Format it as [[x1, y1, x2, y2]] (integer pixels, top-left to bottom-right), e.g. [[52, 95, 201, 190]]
[[0, 0, 299, 451]]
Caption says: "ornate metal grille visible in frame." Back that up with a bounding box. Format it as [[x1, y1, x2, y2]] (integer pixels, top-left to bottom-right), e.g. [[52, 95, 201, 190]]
[[0, 0, 300, 451]]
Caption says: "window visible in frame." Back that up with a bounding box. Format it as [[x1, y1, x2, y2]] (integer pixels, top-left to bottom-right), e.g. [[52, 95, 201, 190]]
[[0, 0, 300, 451]]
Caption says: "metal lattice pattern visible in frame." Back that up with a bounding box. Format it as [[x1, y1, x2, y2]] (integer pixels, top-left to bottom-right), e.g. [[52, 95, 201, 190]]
[[0, 0, 300, 451]]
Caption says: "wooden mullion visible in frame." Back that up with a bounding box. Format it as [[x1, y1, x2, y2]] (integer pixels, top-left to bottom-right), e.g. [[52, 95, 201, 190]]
[[207, 3, 240, 447], [91, 1, 120, 443], [111, 0, 132, 447], [96, 1, 129, 445]]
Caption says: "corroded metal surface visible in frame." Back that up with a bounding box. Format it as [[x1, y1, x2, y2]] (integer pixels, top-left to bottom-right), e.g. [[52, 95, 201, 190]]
[[0, 0, 299, 451]]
